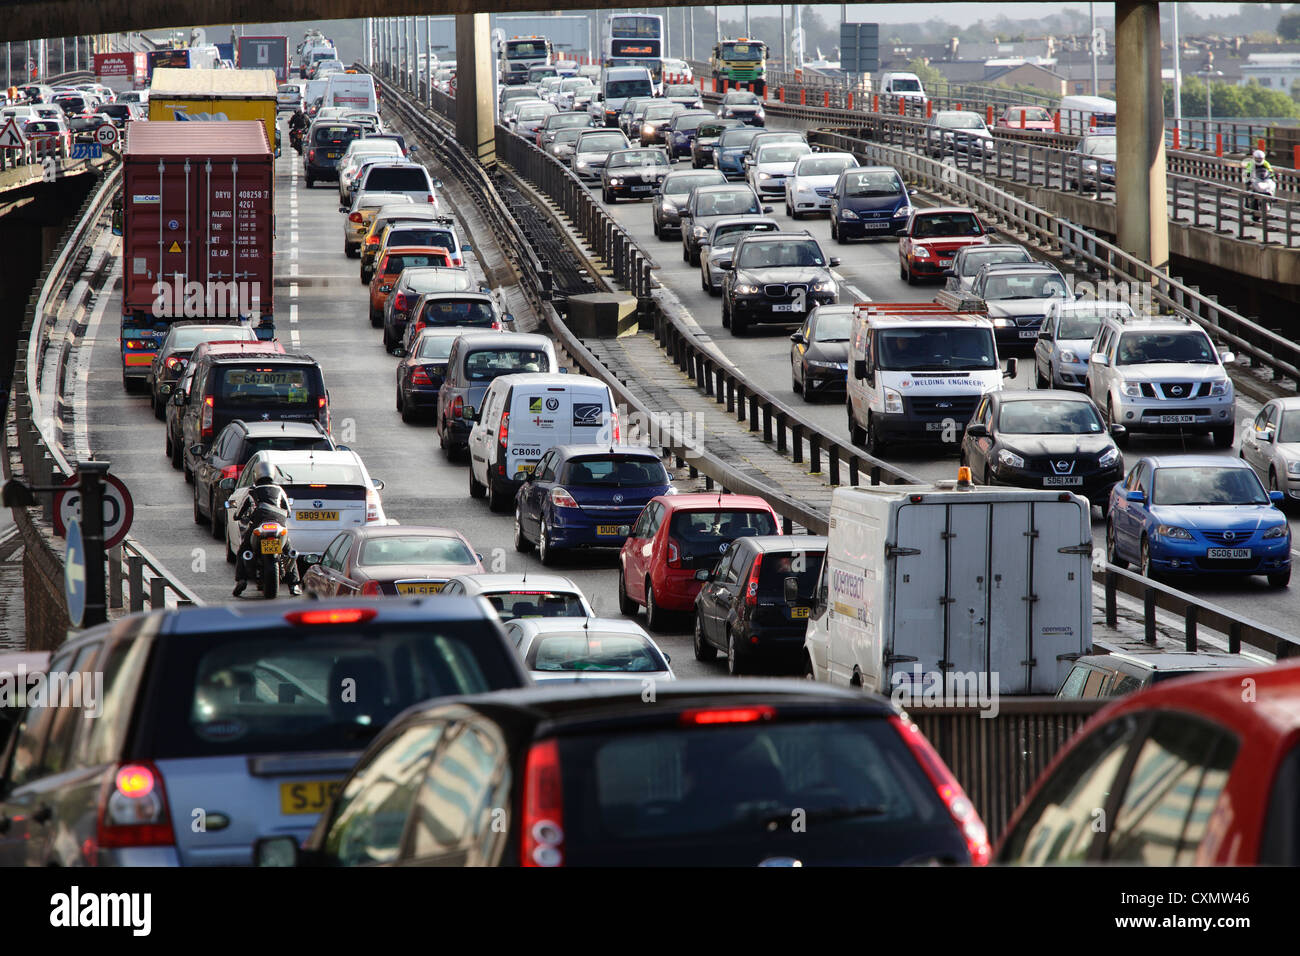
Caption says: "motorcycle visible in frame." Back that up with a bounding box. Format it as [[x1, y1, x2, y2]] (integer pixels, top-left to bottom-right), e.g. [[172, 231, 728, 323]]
[[239, 517, 296, 599], [1246, 168, 1276, 224], [290, 124, 305, 155]]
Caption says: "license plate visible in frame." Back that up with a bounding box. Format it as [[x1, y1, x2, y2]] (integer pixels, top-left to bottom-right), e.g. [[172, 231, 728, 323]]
[[925, 421, 945, 431], [1207, 548, 1251, 559], [790, 606, 810, 619], [1043, 476, 1083, 487], [325, 152, 339, 159], [515, 461, 538, 475], [596, 524, 628, 536], [937, 257, 953, 264], [260, 538, 283, 554], [772, 303, 801, 313], [1159, 415, 1195, 424], [295, 510, 340, 521], [1018, 330, 1039, 339], [279, 780, 342, 815], [865, 221, 890, 229], [631, 185, 651, 192], [396, 581, 444, 595]]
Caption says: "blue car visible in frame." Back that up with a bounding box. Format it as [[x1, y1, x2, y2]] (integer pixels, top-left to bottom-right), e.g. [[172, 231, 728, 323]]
[[715, 128, 762, 180], [666, 110, 714, 160], [514, 445, 673, 564], [829, 165, 914, 242], [1106, 455, 1291, 587]]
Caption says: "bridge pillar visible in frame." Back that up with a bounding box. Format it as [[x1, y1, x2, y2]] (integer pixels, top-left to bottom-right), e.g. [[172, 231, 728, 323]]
[[455, 13, 495, 167], [1114, 0, 1169, 270]]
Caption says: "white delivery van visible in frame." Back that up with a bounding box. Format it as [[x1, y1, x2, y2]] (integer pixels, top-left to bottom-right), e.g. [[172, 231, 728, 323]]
[[876, 71, 927, 102], [323, 73, 378, 114], [846, 303, 1015, 455], [594, 66, 656, 127], [467, 372, 617, 511], [1058, 94, 1117, 135], [804, 479, 1093, 699]]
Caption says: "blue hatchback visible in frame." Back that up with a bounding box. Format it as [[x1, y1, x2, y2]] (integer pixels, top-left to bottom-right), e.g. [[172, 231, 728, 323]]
[[514, 444, 673, 564], [715, 128, 761, 180], [1106, 455, 1291, 587], [829, 166, 914, 241]]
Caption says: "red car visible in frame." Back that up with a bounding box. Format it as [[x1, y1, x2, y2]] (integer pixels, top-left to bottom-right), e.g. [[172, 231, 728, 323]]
[[997, 659, 1300, 865], [898, 207, 990, 284], [995, 106, 1056, 132], [618, 493, 781, 630]]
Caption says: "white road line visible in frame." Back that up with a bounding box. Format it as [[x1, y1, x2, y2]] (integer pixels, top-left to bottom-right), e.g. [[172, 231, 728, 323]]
[[291, 230, 299, 243], [289, 246, 298, 260], [289, 282, 299, 298], [289, 304, 299, 324], [845, 285, 868, 301], [290, 330, 301, 347], [290, 261, 299, 277]]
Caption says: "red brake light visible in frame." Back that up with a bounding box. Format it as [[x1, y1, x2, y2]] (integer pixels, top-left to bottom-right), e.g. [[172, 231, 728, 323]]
[[611, 409, 620, 443], [220, 465, 239, 480], [360, 580, 383, 595], [164, 355, 184, 370], [393, 292, 408, 312], [200, 395, 214, 438], [498, 411, 510, 448], [308, 148, 316, 162], [666, 537, 681, 567], [427, 194, 435, 203], [116, 765, 154, 798], [521, 739, 564, 867], [411, 366, 433, 386], [744, 552, 763, 606], [450, 396, 464, 419], [889, 715, 990, 865], [550, 486, 579, 508], [366, 235, 380, 244], [679, 706, 775, 726], [349, 212, 363, 223], [286, 608, 379, 626], [93, 761, 174, 852]]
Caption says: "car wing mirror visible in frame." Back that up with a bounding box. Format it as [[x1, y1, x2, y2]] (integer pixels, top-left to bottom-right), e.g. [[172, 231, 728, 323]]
[[964, 422, 989, 438], [1220, 349, 1236, 364], [1259, 428, 1275, 443], [790, 332, 805, 343], [189, 444, 204, 458], [1109, 423, 1127, 437], [218, 477, 235, 492], [761, 205, 773, 214], [1090, 353, 1110, 367], [1004, 357, 1018, 377], [694, 568, 711, 581], [1126, 489, 1145, 504], [829, 257, 841, 267], [714, 256, 733, 271], [1271, 490, 1286, 504]]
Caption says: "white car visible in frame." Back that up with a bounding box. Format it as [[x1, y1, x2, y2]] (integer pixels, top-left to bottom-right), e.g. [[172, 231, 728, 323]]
[[504, 617, 676, 684], [928, 110, 994, 157], [784, 151, 859, 218], [438, 573, 596, 622], [553, 77, 596, 111], [747, 141, 813, 202], [661, 58, 693, 82], [223, 449, 389, 562], [277, 83, 304, 113]]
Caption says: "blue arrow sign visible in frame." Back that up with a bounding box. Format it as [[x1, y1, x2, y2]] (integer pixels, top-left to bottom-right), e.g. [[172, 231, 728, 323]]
[[64, 518, 87, 627], [70, 143, 102, 160]]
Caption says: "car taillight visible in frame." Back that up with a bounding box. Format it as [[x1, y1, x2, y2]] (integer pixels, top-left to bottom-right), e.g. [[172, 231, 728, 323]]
[[366, 235, 380, 244], [550, 486, 579, 509], [286, 607, 379, 625], [360, 580, 383, 595], [411, 366, 433, 386], [450, 396, 464, 420], [498, 411, 510, 448], [220, 465, 240, 480], [610, 409, 620, 443], [318, 396, 329, 432], [200, 395, 213, 438], [366, 488, 382, 523], [393, 292, 408, 312], [744, 552, 763, 606], [521, 739, 564, 867], [889, 714, 990, 865], [93, 762, 174, 853], [426, 193, 435, 204], [125, 340, 150, 350], [164, 355, 184, 370], [349, 212, 363, 223], [666, 537, 681, 568], [308, 148, 316, 162]]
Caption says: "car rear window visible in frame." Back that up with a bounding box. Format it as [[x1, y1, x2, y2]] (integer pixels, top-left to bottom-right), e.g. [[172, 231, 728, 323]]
[[272, 461, 364, 487], [486, 591, 586, 619], [217, 367, 319, 405], [364, 167, 431, 191], [388, 228, 456, 249], [756, 549, 826, 599], [244, 436, 333, 457], [417, 299, 495, 328], [463, 348, 550, 380], [313, 125, 361, 146], [561, 455, 668, 487], [414, 334, 460, 360], [668, 509, 778, 566], [527, 634, 667, 672], [383, 252, 450, 273], [145, 623, 520, 758], [405, 270, 474, 293], [360, 535, 476, 566], [556, 718, 950, 860]]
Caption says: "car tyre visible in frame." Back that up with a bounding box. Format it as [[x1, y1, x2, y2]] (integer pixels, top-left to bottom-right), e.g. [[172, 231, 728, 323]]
[[694, 614, 718, 662], [369, 309, 383, 329], [792, 363, 803, 395], [1269, 567, 1291, 588], [1212, 424, 1234, 449], [617, 568, 638, 616], [1106, 519, 1126, 569], [152, 392, 166, 421], [537, 519, 557, 566], [1036, 364, 1049, 389], [487, 480, 511, 513], [1107, 398, 1129, 448], [169, 433, 183, 470], [468, 468, 487, 499], [1140, 536, 1160, 582], [682, 243, 690, 264], [731, 310, 748, 336], [225, 528, 236, 564], [848, 406, 867, 447], [644, 580, 668, 632], [865, 411, 887, 455], [192, 486, 205, 525], [513, 509, 533, 552], [305, 176, 314, 188], [211, 493, 224, 540], [400, 395, 418, 424], [727, 629, 744, 676]]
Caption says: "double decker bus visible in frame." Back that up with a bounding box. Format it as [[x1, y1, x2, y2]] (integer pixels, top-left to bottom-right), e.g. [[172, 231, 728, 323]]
[[711, 38, 767, 94], [604, 13, 664, 87]]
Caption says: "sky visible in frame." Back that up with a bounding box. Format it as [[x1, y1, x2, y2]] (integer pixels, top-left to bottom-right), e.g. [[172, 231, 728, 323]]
[[743, 3, 1268, 27]]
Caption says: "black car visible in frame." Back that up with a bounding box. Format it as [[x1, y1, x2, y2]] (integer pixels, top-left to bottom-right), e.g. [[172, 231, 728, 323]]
[[680, 183, 772, 264], [694, 535, 827, 675], [190, 419, 337, 537], [960, 389, 1125, 509], [401, 292, 506, 354], [148, 322, 257, 419], [380, 265, 478, 351], [395, 326, 475, 424], [717, 90, 765, 126], [690, 118, 742, 168], [637, 102, 681, 146], [255, 680, 988, 867], [304, 121, 364, 187], [720, 232, 841, 336], [600, 147, 670, 203], [652, 168, 727, 239], [1056, 648, 1255, 699], [790, 304, 854, 399]]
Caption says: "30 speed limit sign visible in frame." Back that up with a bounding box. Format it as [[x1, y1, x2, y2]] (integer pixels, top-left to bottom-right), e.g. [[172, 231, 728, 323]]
[[52, 473, 135, 549], [94, 123, 118, 147]]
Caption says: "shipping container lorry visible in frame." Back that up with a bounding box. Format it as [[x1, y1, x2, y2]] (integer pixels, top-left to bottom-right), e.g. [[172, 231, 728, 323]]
[[237, 35, 290, 83], [148, 67, 280, 159], [803, 478, 1094, 699], [114, 121, 276, 390]]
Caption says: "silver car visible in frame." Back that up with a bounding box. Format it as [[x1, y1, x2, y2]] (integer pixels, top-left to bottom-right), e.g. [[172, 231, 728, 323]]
[[570, 128, 631, 181], [503, 617, 676, 684], [439, 572, 596, 622], [699, 215, 780, 294], [1034, 299, 1135, 390], [1240, 397, 1300, 503]]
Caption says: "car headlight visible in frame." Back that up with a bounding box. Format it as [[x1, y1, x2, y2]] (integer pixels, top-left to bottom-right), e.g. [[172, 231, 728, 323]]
[[643, 123, 654, 133], [1209, 379, 1230, 396], [1098, 446, 1120, 468], [1121, 382, 1143, 397], [913, 246, 931, 258], [997, 449, 1025, 469], [1263, 524, 1289, 539], [1156, 524, 1194, 540], [1288, 460, 1300, 477], [693, 225, 708, 237], [724, 109, 736, 117], [811, 278, 836, 294], [893, 205, 911, 217], [992, 318, 1013, 328], [757, 172, 772, 180], [575, 159, 588, 168], [808, 359, 840, 369], [733, 283, 760, 295], [840, 209, 859, 220], [661, 199, 677, 213], [883, 388, 903, 414], [608, 177, 622, 186], [1060, 349, 1079, 364]]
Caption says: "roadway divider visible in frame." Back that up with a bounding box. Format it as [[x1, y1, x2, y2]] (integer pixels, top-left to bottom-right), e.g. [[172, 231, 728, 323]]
[[811, 127, 1300, 394]]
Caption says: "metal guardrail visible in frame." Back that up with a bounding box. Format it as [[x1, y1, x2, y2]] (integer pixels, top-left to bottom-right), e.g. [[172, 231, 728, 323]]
[[812, 128, 1300, 396], [8, 155, 202, 617]]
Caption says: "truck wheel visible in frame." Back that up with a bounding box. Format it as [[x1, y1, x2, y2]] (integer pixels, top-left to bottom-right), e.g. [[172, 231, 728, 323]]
[[694, 614, 718, 662]]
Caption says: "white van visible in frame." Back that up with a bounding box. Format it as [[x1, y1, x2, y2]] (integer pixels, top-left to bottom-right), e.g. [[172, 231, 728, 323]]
[[593, 66, 656, 127], [467, 372, 617, 511], [1058, 94, 1117, 135], [876, 71, 927, 102], [846, 303, 1015, 455], [323, 73, 378, 114], [803, 480, 1093, 698]]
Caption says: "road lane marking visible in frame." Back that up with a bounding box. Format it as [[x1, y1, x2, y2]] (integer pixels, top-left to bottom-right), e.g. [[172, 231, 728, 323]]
[[290, 330, 300, 347], [289, 282, 298, 298], [289, 304, 299, 324], [291, 230, 299, 243]]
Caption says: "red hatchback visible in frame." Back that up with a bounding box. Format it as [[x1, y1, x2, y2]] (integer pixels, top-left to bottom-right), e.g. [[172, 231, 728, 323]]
[[997, 659, 1300, 865], [618, 493, 781, 631], [898, 207, 990, 284]]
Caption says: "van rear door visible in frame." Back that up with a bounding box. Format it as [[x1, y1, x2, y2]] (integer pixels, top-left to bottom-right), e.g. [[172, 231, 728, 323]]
[[505, 384, 573, 479], [569, 383, 613, 444]]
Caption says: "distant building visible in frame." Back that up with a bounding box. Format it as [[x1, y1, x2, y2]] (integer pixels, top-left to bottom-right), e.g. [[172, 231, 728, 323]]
[[986, 63, 1067, 97], [1238, 52, 1300, 92]]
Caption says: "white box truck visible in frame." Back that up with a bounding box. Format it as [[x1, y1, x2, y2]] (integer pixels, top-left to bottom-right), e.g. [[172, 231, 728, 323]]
[[323, 73, 378, 113], [803, 477, 1093, 699]]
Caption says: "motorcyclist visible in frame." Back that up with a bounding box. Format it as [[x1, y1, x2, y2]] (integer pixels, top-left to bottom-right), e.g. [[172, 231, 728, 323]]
[[1245, 148, 1274, 183], [289, 108, 308, 152], [232, 461, 301, 597]]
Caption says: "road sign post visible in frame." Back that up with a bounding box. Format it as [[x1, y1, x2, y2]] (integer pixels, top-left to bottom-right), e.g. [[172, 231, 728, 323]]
[[76, 461, 109, 628], [94, 123, 118, 147], [839, 22, 880, 79]]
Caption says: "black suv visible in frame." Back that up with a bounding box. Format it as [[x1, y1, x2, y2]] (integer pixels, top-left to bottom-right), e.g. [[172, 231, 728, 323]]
[[720, 232, 841, 336]]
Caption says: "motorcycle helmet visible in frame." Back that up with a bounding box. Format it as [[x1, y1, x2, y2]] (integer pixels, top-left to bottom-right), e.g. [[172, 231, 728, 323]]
[[1253, 149, 1266, 162], [251, 461, 279, 486]]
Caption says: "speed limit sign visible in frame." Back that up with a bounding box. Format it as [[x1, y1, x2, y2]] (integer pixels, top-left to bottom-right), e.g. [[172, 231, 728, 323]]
[[52, 473, 135, 549], [94, 123, 118, 146]]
